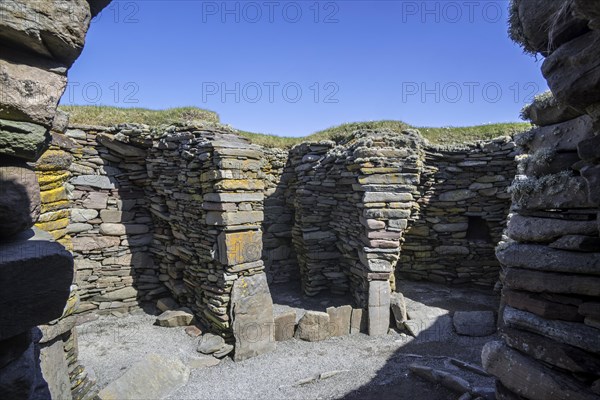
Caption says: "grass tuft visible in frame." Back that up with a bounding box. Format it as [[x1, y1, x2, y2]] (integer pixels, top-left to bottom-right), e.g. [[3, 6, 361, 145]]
[[59, 105, 220, 127]]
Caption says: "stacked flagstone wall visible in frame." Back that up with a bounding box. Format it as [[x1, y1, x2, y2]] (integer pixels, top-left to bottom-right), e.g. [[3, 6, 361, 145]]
[[262, 148, 298, 285], [400, 139, 516, 286], [0, 1, 111, 399], [32, 132, 100, 400], [483, 1, 600, 399], [66, 125, 516, 342], [65, 124, 160, 316], [146, 124, 275, 361]]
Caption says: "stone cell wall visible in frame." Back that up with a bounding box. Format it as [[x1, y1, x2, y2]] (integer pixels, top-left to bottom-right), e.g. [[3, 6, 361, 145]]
[[63, 124, 517, 343], [483, 2, 600, 399], [400, 139, 516, 286], [61, 123, 276, 360], [145, 124, 274, 360], [262, 147, 298, 284], [32, 132, 99, 400], [263, 131, 516, 296], [65, 125, 160, 315]]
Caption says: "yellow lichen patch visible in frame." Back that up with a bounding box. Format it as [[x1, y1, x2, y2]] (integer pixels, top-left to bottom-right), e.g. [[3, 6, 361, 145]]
[[37, 209, 70, 223], [34, 150, 72, 171], [58, 236, 73, 252], [218, 230, 262, 265], [214, 179, 265, 191], [37, 171, 70, 191], [40, 186, 67, 204], [35, 217, 69, 232], [60, 291, 79, 319], [40, 200, 69, 214], [46, 228, 67, 241]]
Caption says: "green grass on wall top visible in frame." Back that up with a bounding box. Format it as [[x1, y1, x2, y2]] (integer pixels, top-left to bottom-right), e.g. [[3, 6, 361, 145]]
[[60, 105, 531, 148], [60, 105, 220, 126]]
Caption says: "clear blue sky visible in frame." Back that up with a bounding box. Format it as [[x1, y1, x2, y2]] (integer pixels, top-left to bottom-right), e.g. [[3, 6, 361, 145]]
[[64, 0, 548, 137]]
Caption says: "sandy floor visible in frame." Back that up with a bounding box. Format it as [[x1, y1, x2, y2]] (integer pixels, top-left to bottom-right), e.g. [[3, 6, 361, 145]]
[[77, 282, 499, 400]]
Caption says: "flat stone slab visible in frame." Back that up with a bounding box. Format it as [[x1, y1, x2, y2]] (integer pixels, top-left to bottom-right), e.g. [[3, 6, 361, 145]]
[[483, 341, 598, 400], [274, 311, 296, 341], [230, 274, 276, 361], [390, 292, 407, 330], [403, 298, 452, 341], [497, 242, 600, 275], [326, 305, 352, 337], [70, 175, 116, 190], [217, 230, 262, 266], [188, 355, 220, 369], [453, 311, 496, 337], [97, 353, 190, 400], [296, 311, 331, 342], [0, 228, 73, 340], [156, 310, 193, 327], [197, 333, 225, 355], [40, 340, 72, 400]]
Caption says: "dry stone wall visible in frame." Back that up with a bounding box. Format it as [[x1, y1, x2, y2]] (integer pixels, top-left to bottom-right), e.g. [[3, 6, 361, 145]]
[[483, 2, 600, 399], [400, 139, 516, 286], [64, 124, 516, 344], [0, 1, 111, 399], [261, 130, 515, 335], [262, 148, 298, 284], [65, 124, 159, 315], [145, 125, 275, 361]]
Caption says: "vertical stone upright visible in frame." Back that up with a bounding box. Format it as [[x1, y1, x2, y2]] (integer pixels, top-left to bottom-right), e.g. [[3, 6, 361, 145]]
[[147, 125, 275, 360], [352, 130, 424, 335]]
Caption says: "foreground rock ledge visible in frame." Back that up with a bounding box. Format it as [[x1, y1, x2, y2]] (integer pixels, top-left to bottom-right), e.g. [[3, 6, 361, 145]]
[[0, 228, 73, 340]]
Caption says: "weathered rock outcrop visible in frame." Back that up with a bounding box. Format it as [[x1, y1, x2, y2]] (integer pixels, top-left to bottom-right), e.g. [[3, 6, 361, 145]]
[[488, 3, 600, 398], [0, 1, 111, 399]]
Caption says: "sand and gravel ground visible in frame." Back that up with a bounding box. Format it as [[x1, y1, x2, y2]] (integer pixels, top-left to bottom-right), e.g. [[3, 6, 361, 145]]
[[77, 282, 498, 400]]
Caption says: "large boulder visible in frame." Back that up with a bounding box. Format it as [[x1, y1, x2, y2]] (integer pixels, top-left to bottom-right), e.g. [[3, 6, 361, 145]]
[[0, 228, 73, 340], [296, 311, 331, 342], [509, 0, 589, 55], [0, 51, 68, 127], [0, 161, 41, 238], [542, 30, 600, 110], [0, 0, 92, 66]]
